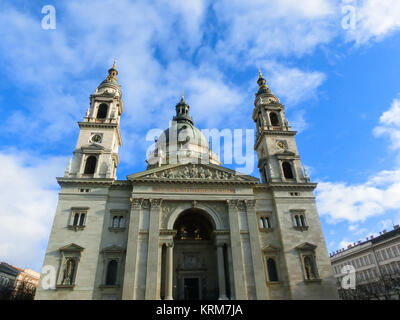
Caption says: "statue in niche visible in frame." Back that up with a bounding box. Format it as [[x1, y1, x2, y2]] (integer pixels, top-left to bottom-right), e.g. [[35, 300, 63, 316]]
[[62, 258, 75, 285], [194, 228, 202, 240], [180, 226, 189, 240], [304, 256, 316, 280]]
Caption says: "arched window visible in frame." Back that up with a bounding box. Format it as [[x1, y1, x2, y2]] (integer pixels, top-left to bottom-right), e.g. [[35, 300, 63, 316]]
[[73, 213, 79, 226], [106, 260, 118, 285], [300, 215, 306, 227], [295, 215, 300, 227], [260, 217, 265, 228], [282, 162, 294, 179], [79, 213, 85, 226], [267, 258, 279, 282], [97, 104, 108, 119], [84, 156, 97, 174], [119, 216, 125, 228], [269, 112, 280, 126], [112, 216, 119, 228], [265, 217, 271, 228]]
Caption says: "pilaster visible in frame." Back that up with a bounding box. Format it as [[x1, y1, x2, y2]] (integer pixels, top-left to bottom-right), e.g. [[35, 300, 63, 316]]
[[226, 200, 247, 299], [145, 198, 163, 299], [245, 199, 268, 299], [122, 198, 143, 300]]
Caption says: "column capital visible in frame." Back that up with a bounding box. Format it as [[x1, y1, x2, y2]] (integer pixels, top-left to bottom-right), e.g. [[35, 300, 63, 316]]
[[226, 199, 239, 209], [130, 198, 143, 209], [244, 199, 256, 209], [149, 198, 163, 209]]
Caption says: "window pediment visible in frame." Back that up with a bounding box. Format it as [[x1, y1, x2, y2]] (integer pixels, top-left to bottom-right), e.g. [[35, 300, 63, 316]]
[[296, 242, 317, 251], [262, 244, 279, 253], [60, 243, 85, 253]]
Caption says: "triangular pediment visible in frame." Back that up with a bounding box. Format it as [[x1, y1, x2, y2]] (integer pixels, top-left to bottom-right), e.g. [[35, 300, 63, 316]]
[[127, 163, 259, 184], [262, 244, 279, 252], [296, 242, 317, 251], [60, 243, 85, 252]]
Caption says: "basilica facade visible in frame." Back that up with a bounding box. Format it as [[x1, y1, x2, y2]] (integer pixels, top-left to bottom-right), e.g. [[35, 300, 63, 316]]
[[35, 63, 338, 300]]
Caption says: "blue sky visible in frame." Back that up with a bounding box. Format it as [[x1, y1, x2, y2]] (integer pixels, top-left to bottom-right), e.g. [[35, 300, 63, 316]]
[[1, 0, 400, 272]]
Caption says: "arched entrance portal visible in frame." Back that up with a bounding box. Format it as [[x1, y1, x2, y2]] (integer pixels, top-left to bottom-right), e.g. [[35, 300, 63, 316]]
[[172, 208, 219, 300]]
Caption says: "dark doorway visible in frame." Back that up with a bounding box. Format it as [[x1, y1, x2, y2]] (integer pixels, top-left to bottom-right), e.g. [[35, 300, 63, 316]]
[[184, 278, 199, 300]]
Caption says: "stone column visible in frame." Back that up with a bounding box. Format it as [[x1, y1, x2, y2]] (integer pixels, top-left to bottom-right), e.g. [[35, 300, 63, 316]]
[[145, 198, 163, 300], [122, 198, 143, 300], [245, 199, 268, 300], [165, 242, 174, 300], [216, 243, 228, 300], [226, 200, 247, 299]]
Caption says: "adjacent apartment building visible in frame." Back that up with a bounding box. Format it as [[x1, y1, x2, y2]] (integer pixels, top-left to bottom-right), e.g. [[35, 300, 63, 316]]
[[330, 225, 400, 297]]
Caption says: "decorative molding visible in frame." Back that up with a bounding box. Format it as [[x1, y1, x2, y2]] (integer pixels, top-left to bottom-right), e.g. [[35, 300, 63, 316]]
[[296, 242, 317, 251], [101, 245, 126, 254], [130, 198, 143, 209], [59, 243, 84, 253], [244, 199, 256, 209], [213, 230, 230, 236], [127, 163, 258, 185], [108, 227, 126, 233], [294, 226, 309, 232], [159, 229, 177, 236], [149, 198, 163, 208], [68, 225, 85, 232], [226, 199, 239, 209]]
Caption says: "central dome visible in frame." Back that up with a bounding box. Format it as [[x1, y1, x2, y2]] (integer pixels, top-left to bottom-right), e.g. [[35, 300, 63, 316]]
[[146, 96, 220, 169], [161, 122, 209, 149]]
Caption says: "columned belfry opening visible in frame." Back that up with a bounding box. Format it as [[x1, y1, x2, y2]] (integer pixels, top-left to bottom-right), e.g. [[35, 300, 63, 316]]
[[162, 208, 230, 300]]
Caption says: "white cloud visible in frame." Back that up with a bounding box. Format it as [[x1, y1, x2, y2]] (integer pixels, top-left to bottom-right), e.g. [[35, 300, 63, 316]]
[[0, 151, 66, 271], [213, 0, 338, 62], [317, 97, 400, 223], [374, 98, 400, 151], [345, 0, 400, 44], [260, 62, 326, 105]]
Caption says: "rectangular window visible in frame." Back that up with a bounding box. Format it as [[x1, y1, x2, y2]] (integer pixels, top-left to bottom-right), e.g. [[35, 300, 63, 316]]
[[376, 252, 382, 262], [387, 248, 393, 259], [368, 254, 373, 264], [69, 208, 88, 230], [381, 250, 387, 260], [363, 256, 368, 266], [258, 215, 272, 230], [392, 246, 399, 257]]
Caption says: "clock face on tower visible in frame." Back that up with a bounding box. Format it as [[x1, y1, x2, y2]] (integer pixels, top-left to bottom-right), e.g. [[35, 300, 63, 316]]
[[91, 134, 102, 143]]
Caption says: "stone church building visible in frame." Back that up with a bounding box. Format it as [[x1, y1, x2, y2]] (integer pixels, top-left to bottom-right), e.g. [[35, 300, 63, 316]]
[[35, 63, 338, 300]]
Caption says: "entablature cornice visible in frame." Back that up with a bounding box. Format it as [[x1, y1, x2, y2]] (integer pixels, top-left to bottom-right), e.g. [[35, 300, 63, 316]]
[[78, 122, 118, 129], [254, 182, 317, 191], [57, 177, 115, 187]]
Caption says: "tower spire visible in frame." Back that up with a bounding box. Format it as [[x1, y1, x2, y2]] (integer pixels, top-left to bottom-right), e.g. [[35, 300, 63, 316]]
[[106, 59, 118, 82], [256, 68, 269, 95]]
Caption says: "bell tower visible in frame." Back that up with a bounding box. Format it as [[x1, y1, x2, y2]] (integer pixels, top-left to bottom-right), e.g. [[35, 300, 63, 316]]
[[65, 61, 123, 179], [253, 70, 310, 184]]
